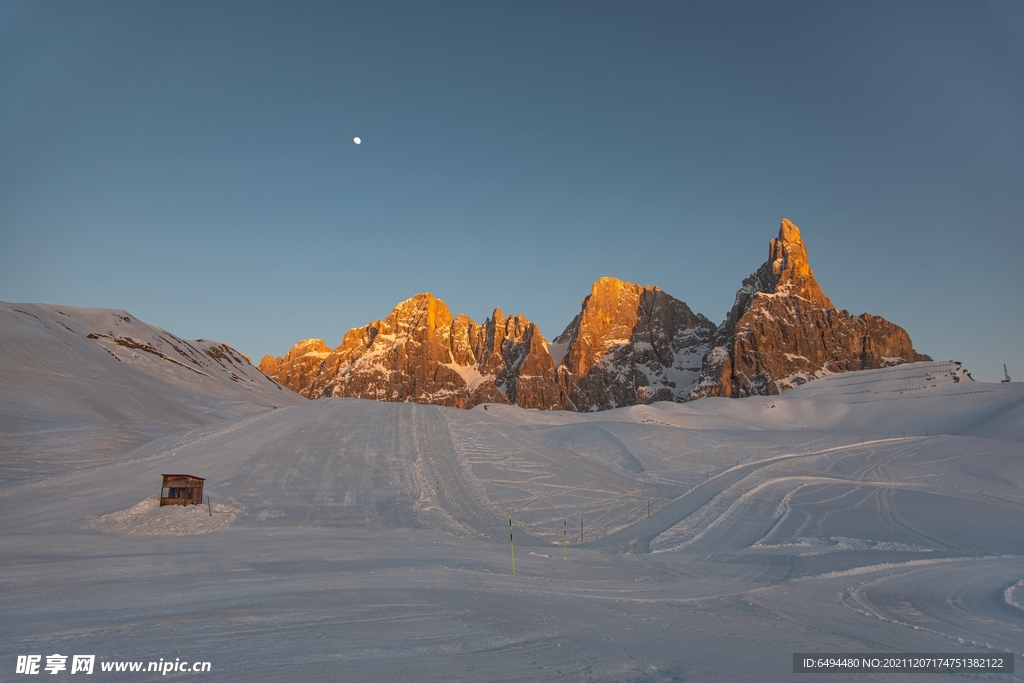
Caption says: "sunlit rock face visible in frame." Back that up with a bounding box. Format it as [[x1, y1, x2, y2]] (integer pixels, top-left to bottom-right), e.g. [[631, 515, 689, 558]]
[[260, 294, 559, 409], [690, 220, 930, 399], [257, 339, 331, 395], [553, 278, 716, 411], [308, 293, 458, 404], [258, 280, 715, 412], [261, 220, 929, 409]]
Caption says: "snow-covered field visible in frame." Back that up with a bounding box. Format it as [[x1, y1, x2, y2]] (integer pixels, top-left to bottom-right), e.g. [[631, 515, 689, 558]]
[[3, 355, 1023, 681]]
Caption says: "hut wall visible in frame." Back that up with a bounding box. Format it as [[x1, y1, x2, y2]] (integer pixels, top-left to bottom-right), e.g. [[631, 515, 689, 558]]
[[160, 475, 205, 506]]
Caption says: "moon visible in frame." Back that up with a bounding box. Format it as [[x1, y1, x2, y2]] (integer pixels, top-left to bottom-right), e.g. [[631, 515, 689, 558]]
[[353, 137, 361, 145]]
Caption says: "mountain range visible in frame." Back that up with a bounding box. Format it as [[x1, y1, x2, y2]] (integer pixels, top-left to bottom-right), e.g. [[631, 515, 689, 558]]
[[6, 227, 1022, 683], [260, 219, 930, 410]]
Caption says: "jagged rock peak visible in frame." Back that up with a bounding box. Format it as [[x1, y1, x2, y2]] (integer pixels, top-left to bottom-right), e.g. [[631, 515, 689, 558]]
[[557, 277, 660, 345], [768, 218, 833, 307], [383, 293, 454, 337], [262, 292, 561, 409], [691, 219, 929, 399], [555, 276, 716, 410], [778, 217, 800, 242], [721, 219, 832, 338], [261, 224, 932, 411], [258, 338, 333, 395], [285, 339, 331, 360]]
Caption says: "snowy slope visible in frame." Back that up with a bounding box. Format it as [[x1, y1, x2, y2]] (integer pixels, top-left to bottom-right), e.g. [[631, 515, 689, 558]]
[[0, 302, 304, 480], [1, 359, 1022, 681], [482, 361, 1024, 442]]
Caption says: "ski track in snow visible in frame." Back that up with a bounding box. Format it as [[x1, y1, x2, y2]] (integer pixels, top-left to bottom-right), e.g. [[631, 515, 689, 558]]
[[2, 363, 1024, 681]]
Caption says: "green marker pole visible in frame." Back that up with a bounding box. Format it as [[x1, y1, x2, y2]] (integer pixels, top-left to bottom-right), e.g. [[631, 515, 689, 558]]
[[508, 512, 515, 574], [563, 516, 568, 558]]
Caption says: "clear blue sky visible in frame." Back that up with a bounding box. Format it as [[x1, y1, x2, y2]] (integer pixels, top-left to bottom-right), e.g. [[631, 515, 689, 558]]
[[2, 1, 1021, 382]]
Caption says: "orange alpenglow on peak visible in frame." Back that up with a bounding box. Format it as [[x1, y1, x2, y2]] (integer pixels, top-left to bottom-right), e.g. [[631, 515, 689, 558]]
[[259, 218, 930, 409], [690, 218, 930, 399], [262, 292, 558, 409], [778, 217, 802, 243], [552, 277, 716, 410], [380, 292, 454, 339], [767, 219, 833, 308]]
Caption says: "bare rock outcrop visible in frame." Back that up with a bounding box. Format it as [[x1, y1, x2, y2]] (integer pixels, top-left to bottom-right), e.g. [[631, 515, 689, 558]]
[[308, 294, 458, 404], [257, 339, 331, 395], [473, 309, 562, 409], [553, 278, 717, 411], [259, 280, 715, 412], [260, 294, 560, 409], [260, 220, 931, 410], [690, 219, 930, 398]]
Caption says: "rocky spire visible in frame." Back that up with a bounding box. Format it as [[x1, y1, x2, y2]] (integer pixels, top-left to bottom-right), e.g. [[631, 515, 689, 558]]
[[691, 219, 929, 399], [719, 218, 833, 342]]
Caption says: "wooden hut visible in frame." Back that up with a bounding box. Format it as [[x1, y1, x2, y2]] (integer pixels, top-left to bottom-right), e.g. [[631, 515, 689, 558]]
[[160, 474, 205, 507]]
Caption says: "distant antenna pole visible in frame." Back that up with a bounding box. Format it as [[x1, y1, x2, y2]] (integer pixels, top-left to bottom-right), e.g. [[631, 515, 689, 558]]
[[508, 512, 515, 574], [1003, 364, 1011, 383]]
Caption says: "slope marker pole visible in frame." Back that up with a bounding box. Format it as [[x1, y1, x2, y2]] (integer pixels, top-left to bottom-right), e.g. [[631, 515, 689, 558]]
[[563, 516, 567, 559], [580, 516, 584, 543], [508, 512, 515, 574]]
